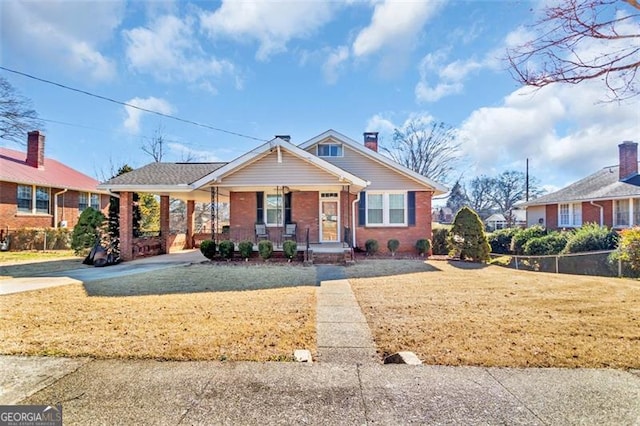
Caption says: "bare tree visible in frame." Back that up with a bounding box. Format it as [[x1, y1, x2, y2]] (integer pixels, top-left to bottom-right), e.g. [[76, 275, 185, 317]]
[[142, 125, 166, 162], [507, 0, 640, 101], [382, 119, 462, 184], [467, 176, 496, 219], [0, 76, 44, 145]]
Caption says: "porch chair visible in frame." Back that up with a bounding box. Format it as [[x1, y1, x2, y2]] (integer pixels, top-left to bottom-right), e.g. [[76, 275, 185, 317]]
[[255, 223, 269, 241], [282, 222, 297, 241]]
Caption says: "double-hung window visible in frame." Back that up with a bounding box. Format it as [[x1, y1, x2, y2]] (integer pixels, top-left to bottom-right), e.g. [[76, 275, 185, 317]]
[[317, 143, 343, 157], [17, 185, 49, 214], [366, 192, 406, 226], [558, 203, 581, 227], [90, 194, 100, 210], [79, 193, 88, 212], [615, 199, 630, 227], [265, 194, 283, 226], [35, 187, 50, 214], [17, 185, 32, 213]]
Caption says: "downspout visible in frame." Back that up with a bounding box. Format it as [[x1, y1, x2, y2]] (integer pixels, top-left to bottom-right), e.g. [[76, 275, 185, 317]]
[[589, 201, 604, 226], [351, 191, 361, 249], [54, 189, 68, 228]]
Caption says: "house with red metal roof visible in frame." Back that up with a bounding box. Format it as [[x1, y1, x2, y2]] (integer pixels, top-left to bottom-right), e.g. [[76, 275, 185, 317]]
[[0, 131, 110, 232]]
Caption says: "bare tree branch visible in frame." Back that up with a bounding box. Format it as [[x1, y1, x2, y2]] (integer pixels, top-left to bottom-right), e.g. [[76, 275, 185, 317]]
[[141, 125, 166, 162], [507, 0, 640, 101], [381, 119, 462, 184], [0, 76, 44, 145]]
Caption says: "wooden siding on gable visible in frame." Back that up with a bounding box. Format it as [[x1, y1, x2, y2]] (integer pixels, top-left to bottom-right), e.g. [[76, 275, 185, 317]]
[[306, 143, 426, 191], [220, 150, 342, 186]]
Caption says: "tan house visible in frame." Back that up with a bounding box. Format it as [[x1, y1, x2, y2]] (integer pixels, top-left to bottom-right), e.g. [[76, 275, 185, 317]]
[[98, 130, 447, 261]]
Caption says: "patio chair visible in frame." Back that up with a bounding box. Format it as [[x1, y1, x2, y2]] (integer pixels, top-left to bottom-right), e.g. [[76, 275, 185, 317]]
[[282, 222, 297, 241], [255, 223, 269, 241]]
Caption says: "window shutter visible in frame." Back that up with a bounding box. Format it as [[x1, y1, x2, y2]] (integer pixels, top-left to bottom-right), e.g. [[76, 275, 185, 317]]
[[256, 192, 264, 223], [408, 191, 416, 226], [358, 191, 366, 226], [284, 192, 292, 224]]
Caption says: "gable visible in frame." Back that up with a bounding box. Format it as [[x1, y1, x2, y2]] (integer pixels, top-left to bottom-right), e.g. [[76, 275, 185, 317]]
[[217, 148, 353, 187]]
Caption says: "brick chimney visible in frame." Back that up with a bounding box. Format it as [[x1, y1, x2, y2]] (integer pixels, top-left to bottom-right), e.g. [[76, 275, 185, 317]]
[[26, 130, 45, 169], [618, 140, 638, 180], [364, 132, 379, 152]]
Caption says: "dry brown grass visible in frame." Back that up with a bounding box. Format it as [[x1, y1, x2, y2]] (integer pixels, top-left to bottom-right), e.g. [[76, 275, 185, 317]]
[[0, 264, 316, 361], [350, 260, 640, 369]]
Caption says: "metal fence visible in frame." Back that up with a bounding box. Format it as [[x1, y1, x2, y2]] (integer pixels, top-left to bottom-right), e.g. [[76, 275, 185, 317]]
[[491, 250, 640, 278]]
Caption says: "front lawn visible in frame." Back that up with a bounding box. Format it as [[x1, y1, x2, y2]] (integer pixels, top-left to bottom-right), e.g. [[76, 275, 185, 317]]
[[350, 260, 640, 368], [0, 264, 316, 361]]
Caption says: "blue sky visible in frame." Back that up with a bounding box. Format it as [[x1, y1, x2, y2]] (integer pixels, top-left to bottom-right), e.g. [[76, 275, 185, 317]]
[[1, 0, 638, 195]]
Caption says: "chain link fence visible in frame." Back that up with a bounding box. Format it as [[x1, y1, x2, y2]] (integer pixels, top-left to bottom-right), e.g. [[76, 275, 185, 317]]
[[491, 250, 640, 278]]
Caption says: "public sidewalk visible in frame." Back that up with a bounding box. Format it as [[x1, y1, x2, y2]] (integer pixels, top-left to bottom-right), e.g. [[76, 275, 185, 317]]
[[2, 356, 639, 425]]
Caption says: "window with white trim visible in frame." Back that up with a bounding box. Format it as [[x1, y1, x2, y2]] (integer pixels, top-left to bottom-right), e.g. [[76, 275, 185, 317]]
[[317, 143, 343, 157], [90, 194, 100, 210], [366, 192, 407, 226], [79, 193, 101, 212], [615, 199, 630, 227], [558, 203, 581, 227], [17, 185, 32, 213], [265, 194, 283, 226], [634, 199, 640, 226], [35, 187, 50, 214]]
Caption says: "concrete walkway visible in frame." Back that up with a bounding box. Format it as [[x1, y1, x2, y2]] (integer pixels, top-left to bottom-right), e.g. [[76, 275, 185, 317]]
[[316, 275, 378, 364], [2, 356, 639, 425]]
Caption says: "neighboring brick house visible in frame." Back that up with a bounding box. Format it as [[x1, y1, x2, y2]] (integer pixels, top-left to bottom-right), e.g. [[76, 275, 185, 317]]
[[521, 141, 640, 230], [0, 131, 110, 231], [99, 130, 448, 260]]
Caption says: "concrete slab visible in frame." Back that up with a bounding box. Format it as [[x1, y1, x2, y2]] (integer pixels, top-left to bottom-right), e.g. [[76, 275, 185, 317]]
[[0, 277, 82, 295], [316, 305, 368, 323], [316, 348, 379, 365], [0, 356, 91, 404], [317, 322, 375, 348], [315, 293, 357, 307], [359, 365, 542, 425], [487, 367, 640, 425], [318, 279, 352, 293]]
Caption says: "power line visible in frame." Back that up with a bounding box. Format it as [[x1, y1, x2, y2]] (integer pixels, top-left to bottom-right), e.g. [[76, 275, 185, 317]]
[[0, 66, 268, 142]]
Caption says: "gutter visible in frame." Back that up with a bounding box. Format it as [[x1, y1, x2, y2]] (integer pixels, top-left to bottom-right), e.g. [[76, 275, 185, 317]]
[[54, 189, 68, 228], [589, 201, 604, 226], [351, 191, 361, 249]]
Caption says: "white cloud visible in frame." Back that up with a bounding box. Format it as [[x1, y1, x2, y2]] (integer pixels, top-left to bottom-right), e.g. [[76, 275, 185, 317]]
[[366, 112, 436, 143], [323, 46, 350, 84], [123, 14, 237, 87], [460, 81, 640, 187], [166, 142, 221, 162], [1, 0, 123, 80], [199, 1, 336, 61], [352, 1, 444, 58], [124, 97, 175, 134]]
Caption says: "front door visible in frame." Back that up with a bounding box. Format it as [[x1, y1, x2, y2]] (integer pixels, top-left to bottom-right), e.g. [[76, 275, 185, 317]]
[[320, 200, 339, 242]]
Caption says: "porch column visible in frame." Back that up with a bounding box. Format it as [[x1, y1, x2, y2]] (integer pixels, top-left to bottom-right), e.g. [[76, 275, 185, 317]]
[[119, 191, 134, 261], [186, 200, 195, 249], [160, 195, 170, 253]]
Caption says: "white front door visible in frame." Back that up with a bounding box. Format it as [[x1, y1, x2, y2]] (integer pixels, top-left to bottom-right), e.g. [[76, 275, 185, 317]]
[[320, 199, 339, 242]]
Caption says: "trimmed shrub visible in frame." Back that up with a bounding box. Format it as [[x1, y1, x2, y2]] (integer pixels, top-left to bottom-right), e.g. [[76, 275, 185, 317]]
[[562, 223, 619, 254], [510, 226, 546, 255], [218, 240, 235, 259], [200, 240, 216, 259], [387, 239, 400, 255], [448, 207, 490, 262], [71, 207, 106, 255], [523, 232, 569, 256], [615, 227, 640, 270], [416, 238, 431, 256], [238, 240, 254, 260], [431, 228, 449, 255], [283, 240, 298, 260], [488, 228, 519, 254], [258, 240, 273, 260], [365, 239, 379, 255]]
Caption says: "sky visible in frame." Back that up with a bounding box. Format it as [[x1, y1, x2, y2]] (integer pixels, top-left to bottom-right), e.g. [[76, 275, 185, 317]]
[[1, 0, 639, 197]]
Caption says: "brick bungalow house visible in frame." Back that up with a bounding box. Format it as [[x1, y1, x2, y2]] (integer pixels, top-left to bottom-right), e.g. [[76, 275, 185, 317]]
[[98, 130, 448, 261], [520, 141, 640, 230], [0, 131, 110, 232]]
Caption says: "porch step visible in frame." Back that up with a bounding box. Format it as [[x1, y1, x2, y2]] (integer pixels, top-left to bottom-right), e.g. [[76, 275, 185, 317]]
[[309, 249, 354, 265]]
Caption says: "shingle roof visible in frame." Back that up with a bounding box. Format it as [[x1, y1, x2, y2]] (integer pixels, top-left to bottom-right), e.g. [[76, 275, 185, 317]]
[[101, 162, 227, 186], [522, 163, 640, 206], [0, 146, 107, 193]]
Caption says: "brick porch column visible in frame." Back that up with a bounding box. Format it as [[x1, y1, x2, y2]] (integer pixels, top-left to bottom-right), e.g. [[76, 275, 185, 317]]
[[186, 200, 195, 249], [160, 195, 170, 253], [119, 192, 134, 261]]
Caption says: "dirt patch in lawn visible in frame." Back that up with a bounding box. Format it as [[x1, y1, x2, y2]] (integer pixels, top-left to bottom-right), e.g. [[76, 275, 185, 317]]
[[350, 260, 640, 369], [0, 264, 316, 361]]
